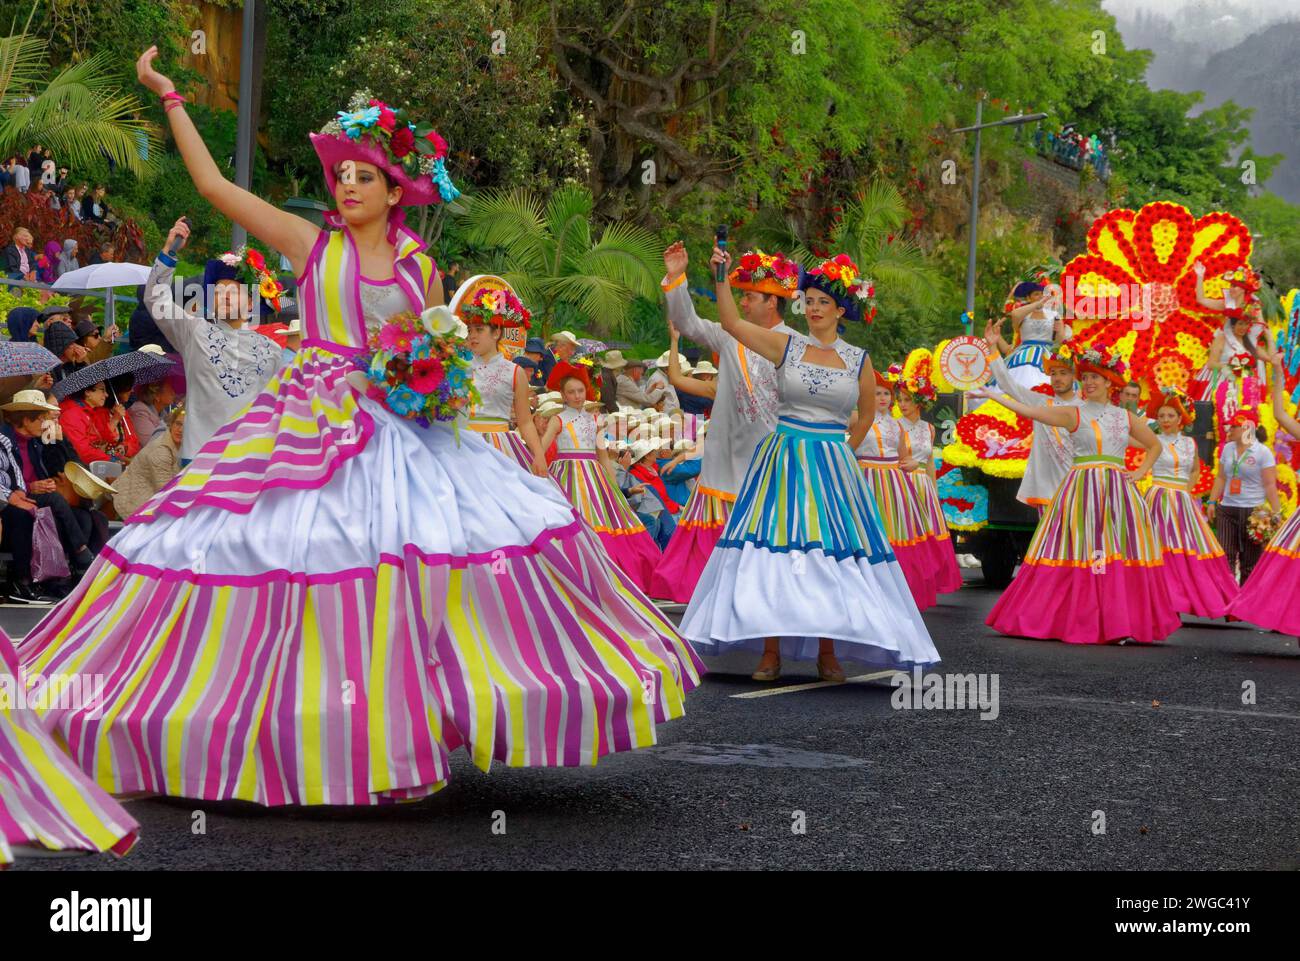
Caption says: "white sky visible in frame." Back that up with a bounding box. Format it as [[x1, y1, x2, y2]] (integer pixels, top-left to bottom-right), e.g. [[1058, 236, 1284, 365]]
[[1103, 0, 1300, 17]]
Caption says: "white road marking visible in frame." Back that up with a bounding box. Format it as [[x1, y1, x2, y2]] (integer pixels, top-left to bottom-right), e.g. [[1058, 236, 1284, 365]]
[[731, 670, 904, 698]]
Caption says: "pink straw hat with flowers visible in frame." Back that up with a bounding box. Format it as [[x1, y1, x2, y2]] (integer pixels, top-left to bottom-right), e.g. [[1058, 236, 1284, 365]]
[[311, 91, 459, 208]]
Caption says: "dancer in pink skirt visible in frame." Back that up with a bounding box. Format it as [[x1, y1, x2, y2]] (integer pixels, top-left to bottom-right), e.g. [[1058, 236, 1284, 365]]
[[896, 369, 964, 596], [983, 335, 1182, 644], [1143, 387, 1240, 618], [1, 630, 137, 867], [541, 374, 662, 592], [854, 369, 941, 610], [453, 274, 549, 475], [1228, 354, 1300, 637]]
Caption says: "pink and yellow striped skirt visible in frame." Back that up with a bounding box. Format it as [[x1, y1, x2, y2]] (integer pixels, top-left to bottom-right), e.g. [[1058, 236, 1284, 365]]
[[1144, 477, 1239, 618], [905, 470, 964, 595], [859, 457, 939, 610], [548, 451, 662, 593], [468, 417, 535, 472], [987, 457, 1182, 644]]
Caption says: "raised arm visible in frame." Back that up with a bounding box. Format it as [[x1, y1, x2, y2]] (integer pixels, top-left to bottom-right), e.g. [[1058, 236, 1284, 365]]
[[983, 320, 1045, 407], [1193, 260, 1227, 311], [710, 247, 787, 365], [667, 323, 717, 398], [137, 47, 319, 275], [1270, 353, 1300, 441], [662, 241, 725, 354], [144, 218, 203, 345]]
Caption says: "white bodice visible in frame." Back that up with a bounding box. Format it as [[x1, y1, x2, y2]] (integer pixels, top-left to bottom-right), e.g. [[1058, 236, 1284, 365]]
[[359, 278, 413, 332], [777, 334, 865, 426], [1020, 314, 1056, 343], [854, 413, 902, 459], [1152, 434, 1196, 480], [900, 416, 934, 463], [1069, 402, 1130, 459], [555, 406, 599, 452], [470, 352, 518, 420]]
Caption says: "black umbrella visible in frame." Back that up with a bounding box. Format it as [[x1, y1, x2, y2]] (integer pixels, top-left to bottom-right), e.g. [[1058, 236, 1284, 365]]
[[51, 350, 174, 402]]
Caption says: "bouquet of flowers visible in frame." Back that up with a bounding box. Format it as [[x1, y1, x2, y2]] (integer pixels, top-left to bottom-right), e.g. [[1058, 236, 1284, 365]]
[[356, 307, 479, 431], [218, 245, 286, 311], [1226, 352, 1255, 377], [1246, 503, 1282, 545]]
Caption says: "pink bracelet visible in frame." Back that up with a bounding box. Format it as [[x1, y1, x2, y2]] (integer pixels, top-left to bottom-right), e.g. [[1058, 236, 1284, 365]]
[[163, 100, 183, 113], [160, 91, 186, 106]]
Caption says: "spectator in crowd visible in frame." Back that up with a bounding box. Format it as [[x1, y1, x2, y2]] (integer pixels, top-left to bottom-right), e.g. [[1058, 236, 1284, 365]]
[[26, 145, 43, 181], [0, 156, 12, 190], [5, 306, 39, 343], [36, 240, 61, 283], [607, 352, 656, 408], [112, 407, 184, 520], [440, 261, 463, 303], [58, 380, 136, 467], [86, 242, 115, 266], [4, 228, 37, 281], [512, 353, 539, 385], [0, 390, 100, 588], [523, 336, 555, 386], [13, 155, 31, 193], [127, 377, 177, 443], [73, 318, 104, 359], [80, 185, 108, 224], [65, 185, 83, 220], [39, 303, 75, 332], [53, 166, 69, 196], [56, 239, 79, 278], [106, 373, 140, 451], [658, 438, 702, 509], [626, 438, 679, 549], [128, 282, 178, 353], [27, 178, 52, 209], [644, 352, 681, 415]]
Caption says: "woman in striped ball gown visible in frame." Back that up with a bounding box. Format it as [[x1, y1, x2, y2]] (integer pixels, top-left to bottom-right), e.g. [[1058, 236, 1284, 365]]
[[1228, 354, 1300, 636], [853, 371, 941, 611], [1, 630, 137, 867], [896, 373, 964, 597], [17, 49, 701, 808], [540, 375, 662, 592], [680, 249, 938, 682], [983, 332, 1182, 644], [1142, 387, 1239, 618]]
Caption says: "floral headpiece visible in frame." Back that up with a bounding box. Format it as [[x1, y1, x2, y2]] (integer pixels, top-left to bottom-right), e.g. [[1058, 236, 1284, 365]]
[[459, 286, 532, 330], [799, 254, 876, 323], [729, 249, 799, 298], [1221, 265, 1261, 295], [1073, 344, 1128, 388], [317, 90, 459, 204], [1146, 385, 1194, 426], [217, 245, 285, 312], [1041, 343, 1076, 373], [900, 372, 939, 408]]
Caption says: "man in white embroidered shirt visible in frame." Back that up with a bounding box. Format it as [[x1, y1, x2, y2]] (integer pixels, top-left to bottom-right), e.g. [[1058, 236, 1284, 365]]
[[145, 216, 284, 465], [647, 241, 799, 604]]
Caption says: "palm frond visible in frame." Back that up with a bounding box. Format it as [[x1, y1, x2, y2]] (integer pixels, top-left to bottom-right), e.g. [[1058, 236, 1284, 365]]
[[459, 187, 549, 271], [544, 183, 594, 276], [577, 222, 662, 298], [548, 273, 633, 337], [0, 25, 46, 109], [835, 180, 909, 257]]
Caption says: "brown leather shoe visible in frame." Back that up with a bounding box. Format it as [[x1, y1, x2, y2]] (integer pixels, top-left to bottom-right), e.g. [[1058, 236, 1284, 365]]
[[817, 654, 846, 683], [751, 653, 781, 681]]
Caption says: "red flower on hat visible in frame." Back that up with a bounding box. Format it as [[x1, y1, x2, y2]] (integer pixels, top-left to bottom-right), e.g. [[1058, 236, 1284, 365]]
[[740, 253, 761, 271], [377, 108, 397, 132], [245, 248, 266, 273], [426, 130, 448, 160], [390, 126, 415, 158]]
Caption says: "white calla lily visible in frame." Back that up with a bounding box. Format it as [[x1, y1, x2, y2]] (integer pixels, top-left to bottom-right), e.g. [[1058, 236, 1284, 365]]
[[420, 306, 468, 340]]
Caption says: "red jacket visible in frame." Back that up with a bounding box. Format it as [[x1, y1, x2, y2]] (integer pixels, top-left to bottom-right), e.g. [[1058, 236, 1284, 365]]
[[59, 400, 140, 464]]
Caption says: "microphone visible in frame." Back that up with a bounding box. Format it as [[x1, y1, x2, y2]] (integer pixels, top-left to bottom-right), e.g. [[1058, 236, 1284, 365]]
[[165, 216, 192, 258], [715, 224, 728, 284]]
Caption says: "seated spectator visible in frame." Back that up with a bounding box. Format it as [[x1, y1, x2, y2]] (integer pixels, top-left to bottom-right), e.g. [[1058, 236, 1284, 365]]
[[81, 185, 108, 224], [3, 227, 36, 282], [658, 439, 702, 508], [12, 157, 30, 193], [42, 320, 89, 385], [0, 391, 102, 587], [5, 306, 39, 343], [626, 438, 679, 549], [86, 242, 115, 266], [35, 239, 60, 283], [65, 185, 84, 221], [58, 381, 137, 466], [128, 378, 177, 443], [56, 239, 79, 278], [28, 179, 51, 209], [107, 372, 141, 451], [112, 407, 184, 519]]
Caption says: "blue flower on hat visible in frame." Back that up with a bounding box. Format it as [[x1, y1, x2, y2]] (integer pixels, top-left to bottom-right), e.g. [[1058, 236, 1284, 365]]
[[432, 158, 460, 203], [338, 107, 381, 139]]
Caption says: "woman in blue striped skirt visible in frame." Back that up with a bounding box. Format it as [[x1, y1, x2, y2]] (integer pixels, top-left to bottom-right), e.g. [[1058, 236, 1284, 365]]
[[679, 249, 938, 682]]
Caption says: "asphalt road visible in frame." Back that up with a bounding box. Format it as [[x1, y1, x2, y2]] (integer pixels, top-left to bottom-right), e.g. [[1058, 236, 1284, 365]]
[[5, 572, 1298, 871]]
